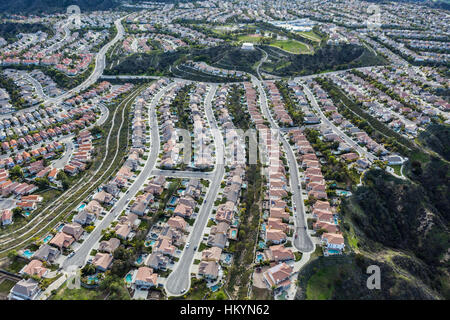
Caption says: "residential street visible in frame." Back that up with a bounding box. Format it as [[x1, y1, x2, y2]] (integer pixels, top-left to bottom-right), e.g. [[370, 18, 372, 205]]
[[61, 82, 178, 270], [164, 84, 225, 296], [251, 75, 314, 253]]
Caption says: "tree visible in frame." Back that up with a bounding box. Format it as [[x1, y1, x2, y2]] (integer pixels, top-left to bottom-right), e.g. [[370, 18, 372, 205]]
[[12, 207, 23, 217], [35, 177, 49, 189], [9, 165, 23, 180]]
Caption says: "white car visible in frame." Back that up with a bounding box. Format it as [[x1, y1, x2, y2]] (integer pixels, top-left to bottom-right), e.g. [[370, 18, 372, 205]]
[[186, 242, 190, 248]]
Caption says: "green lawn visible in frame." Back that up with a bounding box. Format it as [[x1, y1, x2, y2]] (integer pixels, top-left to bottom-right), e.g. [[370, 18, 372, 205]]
[[390, 164, 402, 176], [306, 267, 336, 300], [0, 279, 16, 293], [51, 284, 105, 300], [296, 30, 322, 42], [269, 40, 312, 54], [237, 34, 262, 43]]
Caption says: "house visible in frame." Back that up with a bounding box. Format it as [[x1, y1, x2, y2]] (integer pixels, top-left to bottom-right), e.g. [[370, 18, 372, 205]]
[[166, 216, 187, 231], [207, 233, 227, 249], [263, 262, 293, 291], [173, 203, 193, 219], [198, 261, 220, 280], [154, 238, 176, 256], [115, 222, 132, 240], [265, 244, 294, 262], [85, 200, 103, 215], [146, 252, 169, 271], [62, 222, 84, 241], [133, 266, 158, 290], [8, 278, 41, 300], [93, 190, 114, 205], [313, 221, 339, 233], [321, 233, 345, 254], [20, 259, 48, 278], [210, 221, 230, 235], [98, 238, 121, 253], [32, 244, 60, 263], [50, 232, 75, 249], [265, 227, 286, 244], [92, 252, 113, 272], [73, 209, 96, 226], [1, 209, 13, 226], [201, 246, 222, 262]]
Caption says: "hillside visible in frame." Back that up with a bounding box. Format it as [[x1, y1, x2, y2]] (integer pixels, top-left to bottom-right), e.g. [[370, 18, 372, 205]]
[[296, 124, 450, 300]]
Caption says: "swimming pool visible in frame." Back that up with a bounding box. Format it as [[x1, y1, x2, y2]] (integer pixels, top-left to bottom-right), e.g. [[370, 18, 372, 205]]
[[210, 284, 221, 292], [166, 207, 174, 213], [230, 229, 237, 239], [23, 250, 34, 259], [258, 241, 266, 249], [43, 235, 53, 244], [256, 253, 264, 263], [169, 196, 178, 205], [87, 275, 99, 284], [222, 254, 232, 264], [336, 190, 352, 197], [261, 223, 266, 232], [125, 273, 133, 284], [78, 203, 86, 211], [57, 224, 65, 232], [327, 249, 341, 255], [136, 255, 144, 265], [24, 212, 31, 217]]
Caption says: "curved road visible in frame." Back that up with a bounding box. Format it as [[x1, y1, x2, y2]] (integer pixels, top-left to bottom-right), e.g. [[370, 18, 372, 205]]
[[251, 74, 314, 253], [165, 84, 225, 296], [63, 81, 179, 270]]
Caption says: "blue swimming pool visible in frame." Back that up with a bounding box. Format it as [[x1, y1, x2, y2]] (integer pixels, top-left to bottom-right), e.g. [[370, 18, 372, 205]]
[[210, 284, 221, 292], [24, 211, 31, 217], [327, 249, 341, 255], [256, 253, 264, 263], [230, 229, 237, 238], [258, 241, 266, 249], [169, 196, 178, 205], [222, 254, 232, 264], [57, 224, 65, 232], [336, 190, 352, 197], [78, 203, 86, 211], [136, 255, 144, 264], [43, 235, 53, 244], [87, 275, 99, 284], [23, 250, 34, 259], [125, 273, 133, 283], [261, 223, 266, 232], [166, 207, 174, 213]]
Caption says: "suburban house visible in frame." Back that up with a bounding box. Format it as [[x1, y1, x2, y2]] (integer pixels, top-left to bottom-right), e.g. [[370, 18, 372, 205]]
[[32, 244, 60, 263], [263, 262, 293, 291], [20, 259, 48, 278], [92, 252, 113, 272], [133, 266, 158, 290], [98, 238, 121, 253], [198, 261, 220, 280], [9, 279, 41, 300]]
